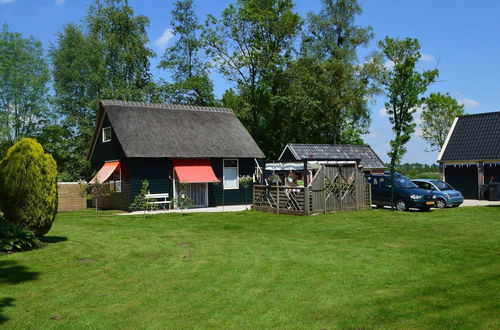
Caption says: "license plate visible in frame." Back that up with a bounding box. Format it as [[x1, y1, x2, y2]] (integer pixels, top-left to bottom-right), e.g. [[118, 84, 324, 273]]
[[426, 201, 435, 205]]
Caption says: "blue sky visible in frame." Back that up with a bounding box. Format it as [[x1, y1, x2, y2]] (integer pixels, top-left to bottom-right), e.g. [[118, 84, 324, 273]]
[[2, 0, 499, 164]]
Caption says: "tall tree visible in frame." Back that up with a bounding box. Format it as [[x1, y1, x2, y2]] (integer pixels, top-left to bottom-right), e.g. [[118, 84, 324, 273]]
[[289, 0, 381, 145], [420, 92, 464, 152], [0, 25, 51, 154], [204, 0, 302, 158], [378, 36, 438, 206], [159, 0, 215, 106], [50, 0, 155, 179]]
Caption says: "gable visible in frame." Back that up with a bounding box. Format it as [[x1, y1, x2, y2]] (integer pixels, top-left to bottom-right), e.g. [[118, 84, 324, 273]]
[[89, 113, 126, 164]]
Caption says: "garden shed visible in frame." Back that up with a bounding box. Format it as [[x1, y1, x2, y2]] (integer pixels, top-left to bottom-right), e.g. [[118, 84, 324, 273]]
[[87, 100, 265, 210], [278, 143, 386, 174], [438, 111, 500, 199]]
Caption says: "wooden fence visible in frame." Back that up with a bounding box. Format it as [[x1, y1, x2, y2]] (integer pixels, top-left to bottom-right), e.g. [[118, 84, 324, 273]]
[[253, 163, 370, 215], [58, 182, 87, 212]]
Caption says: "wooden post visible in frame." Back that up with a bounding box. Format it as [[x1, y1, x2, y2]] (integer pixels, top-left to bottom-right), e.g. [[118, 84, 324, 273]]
[[439, 162, 445, 181], [252, 184, 255, 209], [303, 160, 308, 187], [276, 180, 280, 215], [304, 187, 310, 216]]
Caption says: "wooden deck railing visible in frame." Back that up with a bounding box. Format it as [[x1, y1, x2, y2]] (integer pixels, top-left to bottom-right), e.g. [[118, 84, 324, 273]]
[[253, 164, 371, 216]]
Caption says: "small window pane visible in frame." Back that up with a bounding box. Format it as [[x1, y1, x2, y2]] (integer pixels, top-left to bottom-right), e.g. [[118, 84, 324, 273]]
[[224, 159, 238, 168], [103, 127, 112, 142], [224, 167, 238, 189]]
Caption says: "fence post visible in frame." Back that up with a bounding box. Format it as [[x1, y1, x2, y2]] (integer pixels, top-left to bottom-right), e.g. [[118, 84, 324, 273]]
[[304, 187, 309, 216], [252, 184, 255, 209], [276, 181, 280, 215]]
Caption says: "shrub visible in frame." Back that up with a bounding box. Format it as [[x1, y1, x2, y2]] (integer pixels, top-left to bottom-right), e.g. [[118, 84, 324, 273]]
[[130, 180, 158, 218], [0, 217, 41, 252], [0, 138, 58, 237]]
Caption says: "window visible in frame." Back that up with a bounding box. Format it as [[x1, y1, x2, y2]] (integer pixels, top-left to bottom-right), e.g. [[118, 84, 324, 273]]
[[108, 166, 122, 193], [223, 159, 238, 190], [102, 127, 112, 142]]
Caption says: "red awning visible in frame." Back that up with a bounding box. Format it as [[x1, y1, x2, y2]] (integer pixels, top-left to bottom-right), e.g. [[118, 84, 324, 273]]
[[173, 159, 220, 183], [90, 161, 120, 184]]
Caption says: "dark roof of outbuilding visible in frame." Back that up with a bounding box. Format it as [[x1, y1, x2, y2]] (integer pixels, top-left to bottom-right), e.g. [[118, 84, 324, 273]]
[[88, 100, 265, 159], [439, 111, 500, 162], [280, 143, 386, 169]]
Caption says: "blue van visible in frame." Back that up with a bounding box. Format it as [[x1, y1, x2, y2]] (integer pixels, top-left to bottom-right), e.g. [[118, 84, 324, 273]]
[[365, 172, 436, 211]]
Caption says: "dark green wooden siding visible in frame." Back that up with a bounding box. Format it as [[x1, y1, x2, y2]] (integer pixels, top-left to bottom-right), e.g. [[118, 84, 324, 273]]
[[127, 158, 173, 202], [208, 158, 255, 206], [90, 114, 126, 168]]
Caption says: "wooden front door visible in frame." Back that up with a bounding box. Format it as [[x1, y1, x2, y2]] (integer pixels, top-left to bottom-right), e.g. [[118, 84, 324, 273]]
[[188, 183, 208, 207]]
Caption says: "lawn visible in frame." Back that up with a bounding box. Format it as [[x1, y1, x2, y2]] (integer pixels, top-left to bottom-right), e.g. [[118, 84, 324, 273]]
[[1, 207, 499, 329]]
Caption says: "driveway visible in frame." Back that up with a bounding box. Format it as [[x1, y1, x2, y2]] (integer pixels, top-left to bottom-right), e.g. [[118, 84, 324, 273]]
[[461, 199, 500, 207]]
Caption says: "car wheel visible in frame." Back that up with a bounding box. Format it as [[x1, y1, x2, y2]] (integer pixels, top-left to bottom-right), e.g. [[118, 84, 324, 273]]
[[436, 198, 446, 209], [396, 199, 408, 212]]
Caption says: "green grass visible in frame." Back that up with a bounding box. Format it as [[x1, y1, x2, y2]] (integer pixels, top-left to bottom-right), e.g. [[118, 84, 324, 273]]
[[404, 172, 440, 180], [1, 207, 499, 329]]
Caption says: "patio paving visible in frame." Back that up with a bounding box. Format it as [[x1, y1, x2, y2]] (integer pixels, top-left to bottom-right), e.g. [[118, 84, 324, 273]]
[[461, 199, 500, 207]]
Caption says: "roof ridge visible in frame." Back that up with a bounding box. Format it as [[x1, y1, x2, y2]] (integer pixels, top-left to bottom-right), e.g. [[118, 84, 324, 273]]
[[458, 110, 500, 118], [100, 99, 234, 114], [289, 143, 369, 147]]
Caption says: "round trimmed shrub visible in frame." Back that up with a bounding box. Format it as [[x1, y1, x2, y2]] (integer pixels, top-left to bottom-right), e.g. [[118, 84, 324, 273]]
[[0, 138, 58, 237]]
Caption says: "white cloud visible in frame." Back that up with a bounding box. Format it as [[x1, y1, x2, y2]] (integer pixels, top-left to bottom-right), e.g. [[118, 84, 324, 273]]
[[459, 97, 480, 109], [55, 0, 65, 4], [0, 0, 15, 4], [154, 28, 174, 52], [420, 53, 434, 62], [384, 60, 395, 69], [378, 107, 388, 117]]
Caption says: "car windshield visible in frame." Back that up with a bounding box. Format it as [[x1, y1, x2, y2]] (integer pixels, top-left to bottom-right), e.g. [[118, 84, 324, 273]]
[[434, 181, 453, 190], [395, 178, 418, 189]]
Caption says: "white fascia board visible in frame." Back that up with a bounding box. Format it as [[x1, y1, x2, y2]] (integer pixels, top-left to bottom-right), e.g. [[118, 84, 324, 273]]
[[437, 116, 459, 162]]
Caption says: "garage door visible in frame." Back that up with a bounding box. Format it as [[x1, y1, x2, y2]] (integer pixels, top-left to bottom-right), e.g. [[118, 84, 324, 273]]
[[445, 165, 478, 199], [484, 163, 500, 184]]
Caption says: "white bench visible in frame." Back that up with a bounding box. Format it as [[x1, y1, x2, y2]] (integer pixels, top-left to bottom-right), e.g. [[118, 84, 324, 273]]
[[145, 193, 171, 210]]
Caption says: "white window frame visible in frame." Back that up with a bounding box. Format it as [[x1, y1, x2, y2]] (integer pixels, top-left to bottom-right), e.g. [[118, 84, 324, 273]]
[[102, 126, 112, 143], [223, 159, 239, 190], [107, 163, 122, 193]]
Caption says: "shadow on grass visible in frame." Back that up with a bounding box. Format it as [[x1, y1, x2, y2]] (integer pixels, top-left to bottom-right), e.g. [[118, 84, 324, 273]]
[[371, 206, 435, 213], [0, 260, 40, 324], [0, 298, 14, 324], [41, 236, 68, 244]]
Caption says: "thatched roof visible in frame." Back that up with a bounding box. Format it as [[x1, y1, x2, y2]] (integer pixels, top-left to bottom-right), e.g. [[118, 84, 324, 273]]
[[280, 143, 386, 169], [88, 100, 265, 159]]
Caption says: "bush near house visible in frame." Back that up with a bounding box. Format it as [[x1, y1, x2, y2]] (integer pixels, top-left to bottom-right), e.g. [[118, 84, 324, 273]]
[[0, 138, 58, 237], [0, 217, 41, 252]]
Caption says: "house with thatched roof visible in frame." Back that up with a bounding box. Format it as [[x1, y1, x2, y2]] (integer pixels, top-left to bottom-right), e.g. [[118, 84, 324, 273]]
[[87, 100, 265, 210]]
